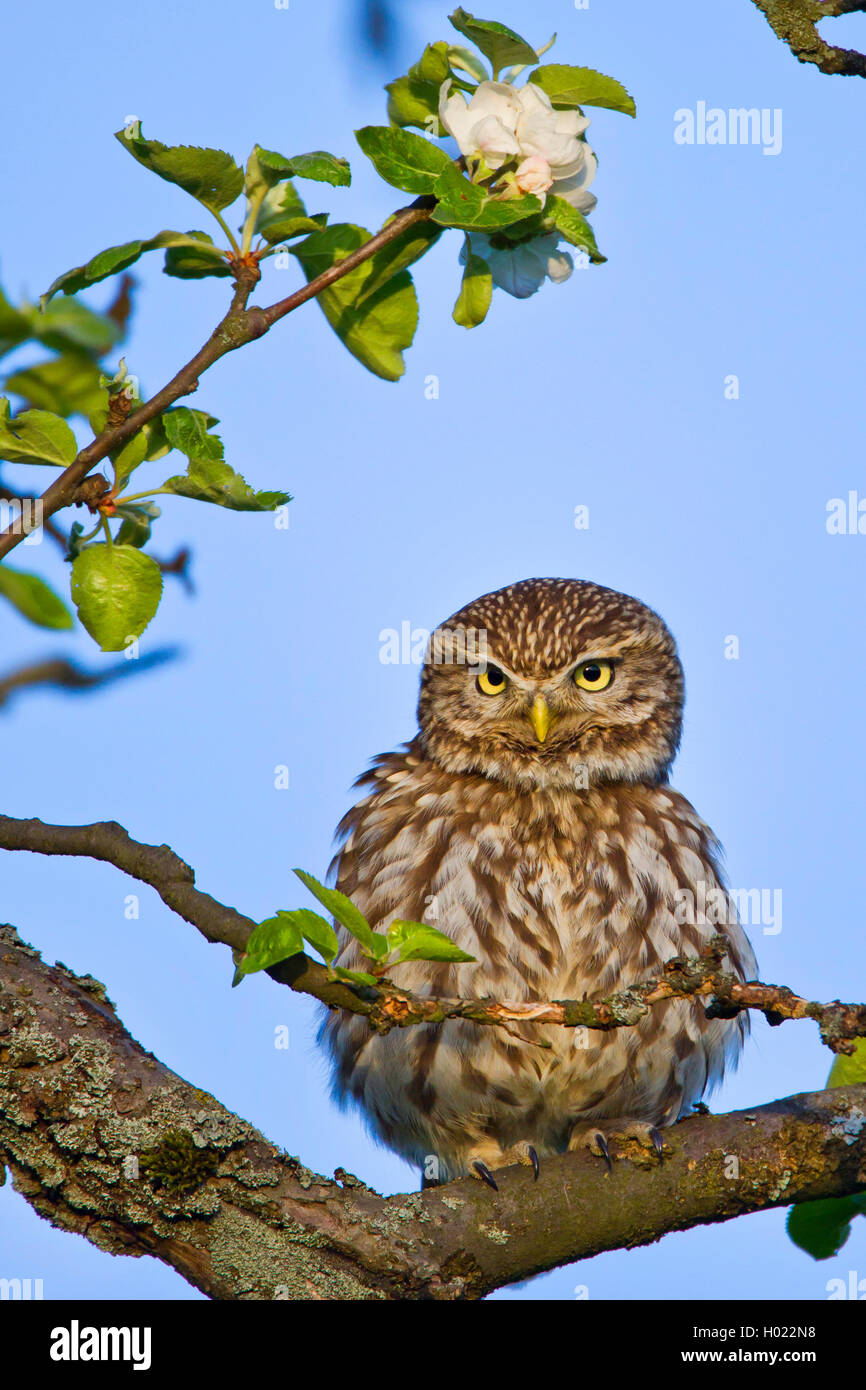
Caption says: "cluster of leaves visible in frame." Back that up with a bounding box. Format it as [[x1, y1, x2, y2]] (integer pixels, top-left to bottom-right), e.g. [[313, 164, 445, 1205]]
[[786, 1038, 866, 1260], [38, 9, 634, 367], [0, 312, 289, 650], [232, 869, 475, 986], [1, 9, 634, 654], [0, 282, 121, 638]]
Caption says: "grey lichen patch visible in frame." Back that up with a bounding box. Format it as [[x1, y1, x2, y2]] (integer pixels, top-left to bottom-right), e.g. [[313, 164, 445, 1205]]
[[388, 1192, 428, 1222], [188, 1109, 257, 1151], [830, 1106, 866, 1147], [477, 1221, 510, 1245], [5, 1023, 68, 1068], [52, 1119, 101, 1155], [439, 1194, 466, 1211], [231, 1159, 283, 1191], [53, 963, 115, 1011], [208, 1204, 382, 1301], [66, 1035, 118, 1105], [767, 1169, 793, 1202]]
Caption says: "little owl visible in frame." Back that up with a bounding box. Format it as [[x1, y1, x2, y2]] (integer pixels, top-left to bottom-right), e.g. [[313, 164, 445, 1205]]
[[321, 578, 756, 1187]]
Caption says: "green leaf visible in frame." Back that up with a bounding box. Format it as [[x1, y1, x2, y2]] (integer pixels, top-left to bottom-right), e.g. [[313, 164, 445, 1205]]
[[431, 165, 541, 230], [115, 123, 244, 212], [385, 43, 457, 133], [529, 64, 636, 117], [288, 151, 351, 186], [0, 565, 74, 630], [163, 231, 231, 280], [279, 908, 339, 964], [414, 40, 455, 85], [333, 967, 380, 988], [115, 501, 160, 549], [232, 913, 305, 986], [385, 919, 476, 964], [253, 180, 328, 245], [828, 1037, 866, 1088], [293, 869, 389, 961], [70, 544, 162, 651], [355, 126, 451, 195], [453, 246, 492, 327], [159, 407, 288, 511], [6, 355, 107, 419], [245, 144, 350, 189], [545, 195, 606, 263], [385, 78, 440, 134], [161, 463, 288, 512], [0, 286, 34, 359], [357, 222, 442, 304], [37, 298, 123, 356], [0, 400, 78, 466], [163, 406, 224, 463], [244, 145, 294, 200], [65, 522, 86, 562], [111, 431, 148, 490], [292, 224, 419, 381], [448, 8, 539, 75], [447, 44, 489, 82], [787, 1195, 866, 1261], [43, 232, 226, 303]]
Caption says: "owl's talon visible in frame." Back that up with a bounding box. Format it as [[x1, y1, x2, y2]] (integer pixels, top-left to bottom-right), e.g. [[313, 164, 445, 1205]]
[[595, 1133, 612, 1172], [472, 1160, 499, 1191], [650, 1128, 665, 1163], [528, 1145, 540, 1180]]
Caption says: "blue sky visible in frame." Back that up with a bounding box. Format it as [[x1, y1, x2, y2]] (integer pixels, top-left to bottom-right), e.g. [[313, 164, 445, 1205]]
[[1, 0, 864, 1299]]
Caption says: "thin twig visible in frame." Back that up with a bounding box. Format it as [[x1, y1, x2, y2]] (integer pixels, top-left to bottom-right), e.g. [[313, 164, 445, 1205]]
[[0, 649, 179, 711], [0, 814, 863, 1054]]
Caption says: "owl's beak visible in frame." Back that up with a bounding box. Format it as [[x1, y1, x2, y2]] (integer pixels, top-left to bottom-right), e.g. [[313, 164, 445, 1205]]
[[529, 695, 554, 744]]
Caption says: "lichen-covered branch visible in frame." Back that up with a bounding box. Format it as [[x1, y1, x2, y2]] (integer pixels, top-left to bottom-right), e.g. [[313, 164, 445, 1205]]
[[751, 0, 866, 75], [0, 814, 864, 1056], [1, 924, 864, 1300]]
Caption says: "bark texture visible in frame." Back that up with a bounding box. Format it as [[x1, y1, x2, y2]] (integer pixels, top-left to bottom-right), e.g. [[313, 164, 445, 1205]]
[[2, 924, 864, 1300]]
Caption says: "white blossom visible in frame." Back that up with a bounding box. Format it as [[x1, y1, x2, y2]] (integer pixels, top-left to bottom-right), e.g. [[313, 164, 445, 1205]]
[[439, 78, 597, 213], [462, 232, 574, 299]]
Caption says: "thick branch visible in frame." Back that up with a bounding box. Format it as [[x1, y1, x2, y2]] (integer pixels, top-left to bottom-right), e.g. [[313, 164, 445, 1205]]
[[0, 199, 435, 563], [751, 0, 866, 75], [0, 814, 864, 1056], [1, 924, 864, 1300]]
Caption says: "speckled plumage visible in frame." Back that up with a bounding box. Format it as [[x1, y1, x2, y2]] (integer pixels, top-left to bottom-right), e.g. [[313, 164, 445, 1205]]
[[321, 578, 757, 1181]]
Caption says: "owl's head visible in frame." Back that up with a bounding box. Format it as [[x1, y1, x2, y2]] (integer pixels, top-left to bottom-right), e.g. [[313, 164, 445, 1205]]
[[417, 578, 684, 792]]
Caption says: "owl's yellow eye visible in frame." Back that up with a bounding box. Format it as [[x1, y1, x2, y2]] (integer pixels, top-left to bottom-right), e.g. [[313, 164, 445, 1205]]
[[574, 659, 613, 692], [476, 664, 507, 696]]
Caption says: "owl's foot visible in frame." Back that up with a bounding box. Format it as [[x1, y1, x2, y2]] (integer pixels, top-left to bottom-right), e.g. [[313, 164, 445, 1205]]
[[568, 1119, 666, 1170], [467, 1140, 541, 1189]]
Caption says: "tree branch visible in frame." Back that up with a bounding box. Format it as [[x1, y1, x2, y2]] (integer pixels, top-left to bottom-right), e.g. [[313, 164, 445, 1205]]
[[1, 923, 864, 1300], [0, 814, 864, 1056], [0, 198, 435, 564], [751, 0, 866, 75], [0, 649, 179, 712]]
